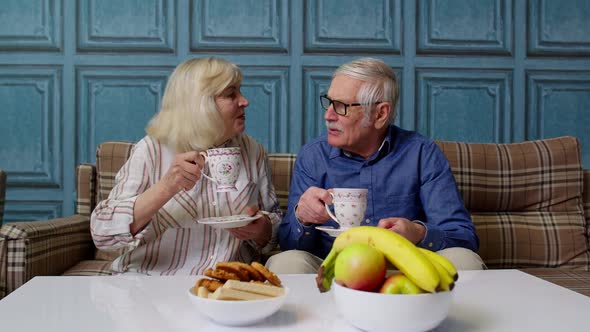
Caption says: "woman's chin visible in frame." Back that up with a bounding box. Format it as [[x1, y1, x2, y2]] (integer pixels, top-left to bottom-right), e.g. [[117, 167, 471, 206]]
[[235, 124, 246, 134]]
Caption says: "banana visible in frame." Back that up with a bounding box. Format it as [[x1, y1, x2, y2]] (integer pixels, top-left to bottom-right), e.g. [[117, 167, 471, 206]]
[[418, 248, 458, 281], [429, 258, 455, 292], [316, 226, 440, 293]]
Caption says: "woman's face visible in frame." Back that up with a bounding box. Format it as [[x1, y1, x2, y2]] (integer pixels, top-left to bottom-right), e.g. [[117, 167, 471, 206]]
[[215, 84, 249, 142]]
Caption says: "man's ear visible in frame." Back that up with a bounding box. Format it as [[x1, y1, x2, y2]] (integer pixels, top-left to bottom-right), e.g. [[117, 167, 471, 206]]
[[373, 102, 391, 130]]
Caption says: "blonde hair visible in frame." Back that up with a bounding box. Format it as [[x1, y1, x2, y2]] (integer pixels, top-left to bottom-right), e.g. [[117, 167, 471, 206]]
[[146, 57, 243, 152], [334, 57, 399, 124]]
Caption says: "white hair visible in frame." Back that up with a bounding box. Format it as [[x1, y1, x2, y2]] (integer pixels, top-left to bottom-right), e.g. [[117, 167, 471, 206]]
[[334, 57, 399, 124]]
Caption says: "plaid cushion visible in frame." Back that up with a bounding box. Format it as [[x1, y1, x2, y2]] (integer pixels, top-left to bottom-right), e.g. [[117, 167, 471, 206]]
[[268, 153, 296, 212], [0, 169, 6, 226], [96, 141, 134, 203], [0, 215, 95, 295], [437, 136, 589, 270], [75, 164, 96, 216], [522, 268, 590, 297], [436, 136, 583, 212], [472, 212, 589, 269], [63, 260, 113, 276]]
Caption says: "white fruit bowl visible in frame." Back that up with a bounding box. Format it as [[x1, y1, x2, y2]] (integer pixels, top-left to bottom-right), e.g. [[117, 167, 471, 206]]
[[187, 286, 289, 326], [333, 281, 453, 332]]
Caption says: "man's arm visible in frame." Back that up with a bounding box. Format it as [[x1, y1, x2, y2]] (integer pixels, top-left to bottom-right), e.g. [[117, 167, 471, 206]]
[[277, 148, 329, 256], [417, 143, 479, 252]]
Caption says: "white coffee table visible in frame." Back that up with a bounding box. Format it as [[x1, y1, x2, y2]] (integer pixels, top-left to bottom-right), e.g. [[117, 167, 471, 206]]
[[0, 270, 588, 331]]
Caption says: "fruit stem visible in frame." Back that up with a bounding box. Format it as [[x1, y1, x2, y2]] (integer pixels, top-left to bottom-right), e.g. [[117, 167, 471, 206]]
[[316, 249, 338, 292]]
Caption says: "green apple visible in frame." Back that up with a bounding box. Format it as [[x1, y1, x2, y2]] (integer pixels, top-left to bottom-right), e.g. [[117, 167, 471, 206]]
[[335, 243, 386, 291], [379, 273, 425, 294]]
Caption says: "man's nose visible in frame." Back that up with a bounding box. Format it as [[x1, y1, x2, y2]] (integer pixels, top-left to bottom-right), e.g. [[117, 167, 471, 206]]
[[324, 104, 338, 121]]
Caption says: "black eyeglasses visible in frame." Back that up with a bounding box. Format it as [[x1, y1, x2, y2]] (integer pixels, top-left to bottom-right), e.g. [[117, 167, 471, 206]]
[[320, 94, 382, 116]]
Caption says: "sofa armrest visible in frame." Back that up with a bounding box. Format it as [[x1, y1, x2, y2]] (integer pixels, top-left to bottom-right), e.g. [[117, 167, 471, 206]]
[[0, 214, 95, 298], [0, 168, 6, 225], [76, 164, 97, 216]]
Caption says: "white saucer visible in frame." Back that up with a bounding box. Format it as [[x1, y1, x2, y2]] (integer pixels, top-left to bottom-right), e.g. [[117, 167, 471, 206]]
[[197, 214, 261, 229], [316, 226, 350, 237]]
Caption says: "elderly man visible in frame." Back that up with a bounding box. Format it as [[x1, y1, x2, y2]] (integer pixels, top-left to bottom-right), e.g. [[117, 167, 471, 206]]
[[266, 57, 484, 274]]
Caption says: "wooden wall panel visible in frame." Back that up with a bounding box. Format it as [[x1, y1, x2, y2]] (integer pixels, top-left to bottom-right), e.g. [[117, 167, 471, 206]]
[[527, 72, 590, 166], [304, 0, 401, 53], [418, 0, 512, 54], [78, 0, 175, 52], [76, 67, 171, 163], [528, 0, 590, 55], [0, 67, 62, 188], [190, 0, 288, 52], [417, 70, 512, 142], [0, 0, 588, 222], [0, 0, 62, 51]]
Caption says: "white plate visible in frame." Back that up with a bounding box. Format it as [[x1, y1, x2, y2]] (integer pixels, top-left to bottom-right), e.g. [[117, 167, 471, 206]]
[[197, 214, 260, 229], [316, 226, 350, 237]]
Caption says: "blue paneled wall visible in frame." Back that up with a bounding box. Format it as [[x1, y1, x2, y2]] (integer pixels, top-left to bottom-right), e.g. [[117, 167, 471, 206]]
[[0, 0, 589, 222]]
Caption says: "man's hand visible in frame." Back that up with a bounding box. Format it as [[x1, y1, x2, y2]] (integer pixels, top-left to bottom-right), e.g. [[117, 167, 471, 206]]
[[377, 217, 426, 245], [227, 206, 272, 247], [295, 186, 332, 225]]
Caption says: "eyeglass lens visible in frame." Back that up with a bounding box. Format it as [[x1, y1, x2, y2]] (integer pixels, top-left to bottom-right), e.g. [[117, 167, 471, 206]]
[[320, 95, 346, 115]]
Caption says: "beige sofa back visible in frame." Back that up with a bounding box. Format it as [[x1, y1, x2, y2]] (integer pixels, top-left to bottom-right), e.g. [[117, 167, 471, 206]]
[[83, 137, 590, 270]]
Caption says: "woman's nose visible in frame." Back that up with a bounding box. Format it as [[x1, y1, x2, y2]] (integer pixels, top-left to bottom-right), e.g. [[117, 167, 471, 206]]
[[239, 94, 249, 107]]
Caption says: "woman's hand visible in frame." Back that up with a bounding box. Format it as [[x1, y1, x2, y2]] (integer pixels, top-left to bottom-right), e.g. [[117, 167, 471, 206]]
[[227, 206, 272, 247], [159, 151, 205, 196]]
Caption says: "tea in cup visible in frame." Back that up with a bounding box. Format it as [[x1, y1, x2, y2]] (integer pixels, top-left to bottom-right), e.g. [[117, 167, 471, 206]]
[[199, 147, 241, 192], [324, 188, 368, 228]]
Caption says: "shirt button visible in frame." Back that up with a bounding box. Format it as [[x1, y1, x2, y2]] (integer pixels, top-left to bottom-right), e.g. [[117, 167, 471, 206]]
[[365, 219, 371, 224], [428, 242, 433, 248], [305, 232, 310, 235]]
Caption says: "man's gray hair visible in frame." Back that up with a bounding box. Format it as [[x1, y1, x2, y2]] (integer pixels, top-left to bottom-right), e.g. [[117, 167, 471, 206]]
[[334, 57, 399, 124]]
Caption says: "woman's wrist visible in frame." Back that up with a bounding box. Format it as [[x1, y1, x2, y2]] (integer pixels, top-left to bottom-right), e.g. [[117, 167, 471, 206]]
[[254, 216, 272, 247]]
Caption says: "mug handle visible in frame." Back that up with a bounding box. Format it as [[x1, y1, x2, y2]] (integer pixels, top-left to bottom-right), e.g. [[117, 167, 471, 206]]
[[198, 151, 216, 182], [324, 192, 341, 226]]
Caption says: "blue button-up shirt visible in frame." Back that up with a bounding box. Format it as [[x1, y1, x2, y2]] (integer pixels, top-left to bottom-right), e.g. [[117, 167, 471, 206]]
[[278, 125, 479, 259]]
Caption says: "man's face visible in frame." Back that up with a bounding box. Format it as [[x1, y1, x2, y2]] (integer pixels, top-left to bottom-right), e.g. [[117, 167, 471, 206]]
[[324, 75, 378, 157]]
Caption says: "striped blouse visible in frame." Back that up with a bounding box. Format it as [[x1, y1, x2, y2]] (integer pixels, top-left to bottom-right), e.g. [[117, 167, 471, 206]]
[[90, 134, 281, 275]]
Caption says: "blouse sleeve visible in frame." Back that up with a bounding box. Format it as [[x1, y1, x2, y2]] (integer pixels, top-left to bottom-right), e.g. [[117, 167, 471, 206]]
[[90, 139, 155, 250]]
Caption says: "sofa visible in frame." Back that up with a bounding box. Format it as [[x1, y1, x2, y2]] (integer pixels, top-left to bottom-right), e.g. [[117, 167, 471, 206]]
[[0, 169, 5, 227], [1, 136, 589, 299]]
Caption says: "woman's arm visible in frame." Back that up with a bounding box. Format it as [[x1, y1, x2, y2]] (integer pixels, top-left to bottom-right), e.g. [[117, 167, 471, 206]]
[[130, 150, 203, 234], [90, 138, 204, 249]]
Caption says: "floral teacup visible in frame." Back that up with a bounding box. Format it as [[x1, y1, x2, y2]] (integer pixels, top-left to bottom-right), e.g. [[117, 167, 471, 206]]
[[324, 188, 368, 228], [199, 147, 241, 192]]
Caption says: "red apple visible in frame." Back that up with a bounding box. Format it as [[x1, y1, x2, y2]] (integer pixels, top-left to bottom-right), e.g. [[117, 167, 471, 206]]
[[379, 273, 425, 294], [335, 243, 386, 291]]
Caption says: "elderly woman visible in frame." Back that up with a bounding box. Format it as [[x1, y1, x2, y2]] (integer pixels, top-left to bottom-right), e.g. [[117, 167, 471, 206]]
[[90, 57, 281, 275]]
